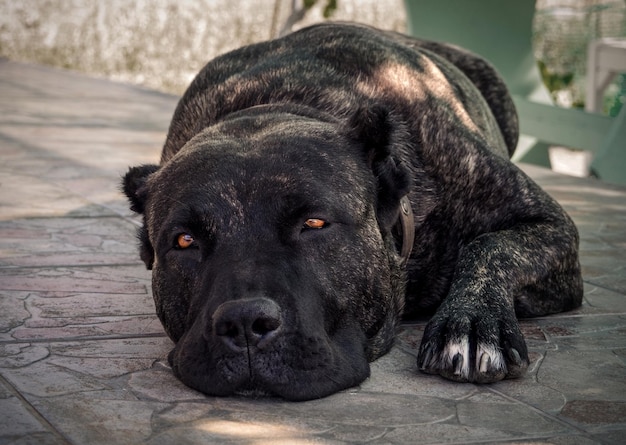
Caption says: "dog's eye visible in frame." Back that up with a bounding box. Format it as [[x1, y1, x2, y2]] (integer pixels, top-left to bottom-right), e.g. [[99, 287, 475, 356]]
[[176, 233, 195, 249], [303, 218, 328, 230]]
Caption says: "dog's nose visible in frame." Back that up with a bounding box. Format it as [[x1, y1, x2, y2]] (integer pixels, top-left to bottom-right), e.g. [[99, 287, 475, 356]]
[[213, 298, 282, 350]]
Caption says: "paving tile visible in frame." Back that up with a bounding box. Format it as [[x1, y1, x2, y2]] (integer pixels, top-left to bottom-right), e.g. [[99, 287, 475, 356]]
[[0, 291, 31, 335], [590, 430, 626, 445], [455, 395, 568, 435], [0, 125, 163, 179], [0, 379, 51, 439], [362, 345, 478, 399], [11, 315, 163, 342], [536, 348, 626, 404], [560, 400, 626, 426], [185, 391, 456, 443], [0, 262, 155, 343], [1, 337, 171, 397], [146, 420, 339, 445], [0, 290, 160, 342], [32, 396, 169, 445], [147, 401, 339, 444], [48, 337, 170, 373], [128, 363, 205, 403], [582, 284, 626, 315], [529, 435, 613, 445], [0, 343, 51, 369], [490, 379, 568, 414], [0, 171, 113, 220], [0, 217, 141, 268], [0, 265, 150, 294]]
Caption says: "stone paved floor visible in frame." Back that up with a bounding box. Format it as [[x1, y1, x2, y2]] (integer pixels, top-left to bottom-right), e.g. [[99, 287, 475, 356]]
[[0, 58, 625, 445]]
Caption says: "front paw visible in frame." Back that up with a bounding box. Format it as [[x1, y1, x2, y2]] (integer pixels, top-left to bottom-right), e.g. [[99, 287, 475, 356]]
[[416, 308, 529, 383]]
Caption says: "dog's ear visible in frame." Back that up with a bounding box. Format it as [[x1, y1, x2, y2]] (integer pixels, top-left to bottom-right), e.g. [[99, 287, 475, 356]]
[[346, 105, 412, 231], [137, 225, 154, 270], [122, 164, 159, 270], [122, 164, 159, 214]]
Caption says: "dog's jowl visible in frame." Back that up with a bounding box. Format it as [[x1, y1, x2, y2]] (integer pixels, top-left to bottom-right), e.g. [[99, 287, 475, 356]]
[[123, 23, 583, 401]]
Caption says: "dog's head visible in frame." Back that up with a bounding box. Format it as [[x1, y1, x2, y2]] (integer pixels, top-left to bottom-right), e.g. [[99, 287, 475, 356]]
[[122, 104, 411, 400]]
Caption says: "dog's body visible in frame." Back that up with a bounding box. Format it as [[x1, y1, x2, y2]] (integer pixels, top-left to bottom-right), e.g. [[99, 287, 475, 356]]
[[123, 23, 583, 401]]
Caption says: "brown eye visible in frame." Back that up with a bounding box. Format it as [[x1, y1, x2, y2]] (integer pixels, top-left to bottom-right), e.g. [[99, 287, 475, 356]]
[[177, 233, 195, 249], [303, 218, 327, 229]]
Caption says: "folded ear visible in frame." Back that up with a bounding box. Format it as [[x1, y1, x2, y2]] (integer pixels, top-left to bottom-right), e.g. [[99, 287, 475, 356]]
[[121, 164, 159, 270], [122, 164, 159, 214], [346, 105, 412, 231]]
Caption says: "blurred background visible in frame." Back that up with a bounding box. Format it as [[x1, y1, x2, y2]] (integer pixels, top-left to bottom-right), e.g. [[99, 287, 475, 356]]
[[0, 0, 622, 110], [0, 0, 407, 95], [535, 0, 625, 116], [0, 0, 624, 179]]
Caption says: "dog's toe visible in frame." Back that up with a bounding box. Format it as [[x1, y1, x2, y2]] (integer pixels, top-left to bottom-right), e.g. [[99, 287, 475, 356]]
[[502, 344, 528, 379], [417, 310, 529, 383], [472, 343, 507, 383], [419, 338, 507, 382]]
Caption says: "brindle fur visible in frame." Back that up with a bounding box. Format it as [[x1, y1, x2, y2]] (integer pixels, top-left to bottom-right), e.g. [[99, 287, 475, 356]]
[[123, 23, 583, 400]]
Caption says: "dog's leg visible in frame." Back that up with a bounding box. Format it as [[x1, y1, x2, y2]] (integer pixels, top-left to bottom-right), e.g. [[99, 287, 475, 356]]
[[417, 220, 583, 383]]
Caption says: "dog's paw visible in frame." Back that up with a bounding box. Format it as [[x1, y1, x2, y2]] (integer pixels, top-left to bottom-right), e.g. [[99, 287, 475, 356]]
[[416, 307, 529, 383]]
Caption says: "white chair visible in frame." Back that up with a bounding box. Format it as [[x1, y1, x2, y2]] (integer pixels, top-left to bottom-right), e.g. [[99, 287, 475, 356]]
[[404, 0, 626, 185]]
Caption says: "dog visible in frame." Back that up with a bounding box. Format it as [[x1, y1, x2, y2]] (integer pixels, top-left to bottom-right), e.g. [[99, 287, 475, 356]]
[[122, 23, 583, 401]]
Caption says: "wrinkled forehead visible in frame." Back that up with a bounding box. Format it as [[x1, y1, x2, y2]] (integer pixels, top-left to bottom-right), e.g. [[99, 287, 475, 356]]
[[149, 114, 374, 216]]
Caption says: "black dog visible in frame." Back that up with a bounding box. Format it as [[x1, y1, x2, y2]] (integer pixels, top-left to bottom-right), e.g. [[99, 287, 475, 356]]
[[123, 23, 583, 401]]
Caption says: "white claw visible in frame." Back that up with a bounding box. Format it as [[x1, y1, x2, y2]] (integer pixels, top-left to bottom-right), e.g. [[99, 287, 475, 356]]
[[442, 337, 470, 379], [478, 352, 491, 373], [476, 344, 506, 374]]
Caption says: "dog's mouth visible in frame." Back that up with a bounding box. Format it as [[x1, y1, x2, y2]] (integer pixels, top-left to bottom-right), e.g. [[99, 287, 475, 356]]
[[167, 305, 372, 401]]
